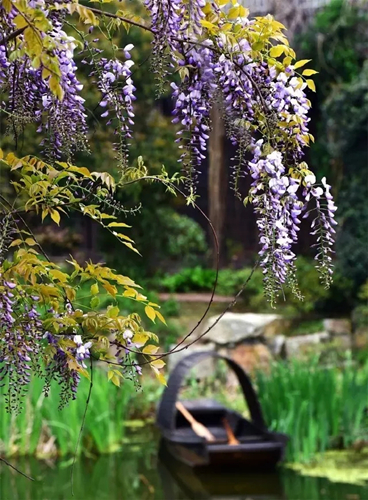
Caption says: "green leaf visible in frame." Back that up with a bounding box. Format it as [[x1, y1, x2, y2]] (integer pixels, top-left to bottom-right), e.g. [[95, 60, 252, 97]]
[[90, 296, 100, 309], [107, 306, 119, 318]]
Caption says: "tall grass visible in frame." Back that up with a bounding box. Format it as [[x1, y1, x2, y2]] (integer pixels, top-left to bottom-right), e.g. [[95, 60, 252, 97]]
[[0, 369, 138, 458], [255, 357, 368, 463]]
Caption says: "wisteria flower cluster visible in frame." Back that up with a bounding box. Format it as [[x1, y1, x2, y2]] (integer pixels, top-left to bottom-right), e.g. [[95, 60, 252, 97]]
[[0, 280, 42, 412], [0, 0, 337, 411], [94, 47, 136, 170]]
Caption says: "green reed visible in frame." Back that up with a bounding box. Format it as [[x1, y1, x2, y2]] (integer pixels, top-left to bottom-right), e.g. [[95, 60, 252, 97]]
[[255, 356, 368, 463], [0, 369, 137, 458]]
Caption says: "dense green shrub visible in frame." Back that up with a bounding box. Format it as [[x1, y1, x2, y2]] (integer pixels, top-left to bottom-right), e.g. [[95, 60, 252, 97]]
[[156, 257, 355, 316], [159, 266, 216, 293], [352, 280, 368, 331]]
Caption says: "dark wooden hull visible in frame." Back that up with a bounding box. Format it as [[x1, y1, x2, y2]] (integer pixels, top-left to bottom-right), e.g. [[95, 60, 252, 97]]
[[162, 435, 286, 470]]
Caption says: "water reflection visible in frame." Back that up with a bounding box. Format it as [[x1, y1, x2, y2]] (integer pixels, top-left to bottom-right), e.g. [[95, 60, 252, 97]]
[[158, 440, 285, 500], [0, 441, 367, 500]]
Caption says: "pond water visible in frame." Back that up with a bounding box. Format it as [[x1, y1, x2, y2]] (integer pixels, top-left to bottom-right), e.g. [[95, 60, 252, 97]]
[[1, 440, 367, 500]]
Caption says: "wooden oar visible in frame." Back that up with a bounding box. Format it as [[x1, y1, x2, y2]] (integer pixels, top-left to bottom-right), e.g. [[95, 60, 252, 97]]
[[175, 402, 215, 442], [222, 418, 240, 446]]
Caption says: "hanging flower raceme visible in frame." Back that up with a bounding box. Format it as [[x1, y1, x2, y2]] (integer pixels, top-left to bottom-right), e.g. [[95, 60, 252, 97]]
[[144, 0, 183, 89], [247, 149, 302, 304], [171, 44, 216, 190], [0, 281, 43, 413], [213, 39, 255, 194], [304, 175, 337, 288], [95, 46, 136, 171], [0, 42, 9, 86], [0, 6, 88, 161], [38, 34, 89, 160], [266, 68, 311, 159]]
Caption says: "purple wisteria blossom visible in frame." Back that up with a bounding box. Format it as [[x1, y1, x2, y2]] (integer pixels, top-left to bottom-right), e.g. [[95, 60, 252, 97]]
[[145, 0, 183, 88], [0, 282, 42, 413], [171, 44, 216, 187], [0, 8, 88, 161], [305, 176, 337, 287], [248, 149, 303, 304], [95, 46, 136, 170], [39, 32, 89, 160]]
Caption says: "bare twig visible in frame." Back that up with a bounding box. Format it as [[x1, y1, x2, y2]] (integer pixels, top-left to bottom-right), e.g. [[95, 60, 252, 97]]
[[0, 457, 34, 481], [71, 356, 94, 496], [1, 27, 26, 45]]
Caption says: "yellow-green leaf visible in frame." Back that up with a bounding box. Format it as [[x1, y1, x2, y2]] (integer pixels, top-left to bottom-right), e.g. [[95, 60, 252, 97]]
[[9, 239, 23, 247], [49, 269, 68, 283], [269, 45, 285, 58], [145, 305, 156, 322], [107, 305, 119, 318], [228, 5, 240, 19], [107, 222, 131, 228], [42, 208, 49, 222], [293, 59, 311, 70], [103, 282, 117, 297], [200, 20, 216, 31], [66, 287, 76, 302], [155, 310, 167, 325], [13, 15, 28, 29], [50, 209, 61, 225], [142, 345, 159, 355], [123, 242, 141, 255], [154, 370, 167, 386], [25, 238, 37, 246], [49, 76, 64, 101], [306, 79, 316, 92], [2, 0, 12, 13], [111, 374, 121, 387], [302, 69, 318, 76], [132, 333, 149, 347], [151, 359, 165, 369], [90, 296, 100, 309]]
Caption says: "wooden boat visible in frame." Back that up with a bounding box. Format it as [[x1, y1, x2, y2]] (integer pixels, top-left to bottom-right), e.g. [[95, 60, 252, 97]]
[[156, 351, 288, 470]]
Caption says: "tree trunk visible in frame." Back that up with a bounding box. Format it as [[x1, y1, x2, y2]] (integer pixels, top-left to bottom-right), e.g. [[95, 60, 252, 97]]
[[208, 104, 227, 268]]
